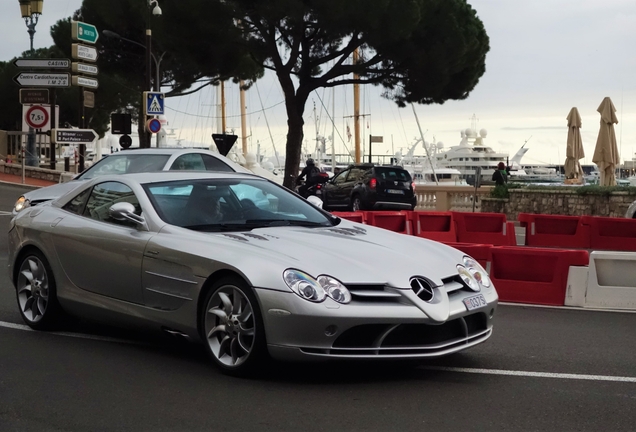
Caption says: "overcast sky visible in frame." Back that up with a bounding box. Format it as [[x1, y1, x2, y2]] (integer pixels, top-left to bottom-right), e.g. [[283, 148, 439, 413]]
[[2, 0, 636, 165]]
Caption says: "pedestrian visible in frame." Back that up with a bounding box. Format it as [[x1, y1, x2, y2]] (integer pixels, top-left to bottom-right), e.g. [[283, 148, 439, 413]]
[[492, 162, 508, 186]]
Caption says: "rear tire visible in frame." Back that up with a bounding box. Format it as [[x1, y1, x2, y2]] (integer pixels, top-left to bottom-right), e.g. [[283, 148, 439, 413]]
[[15, 250, 64, 330], [200, 276, 268, 376]]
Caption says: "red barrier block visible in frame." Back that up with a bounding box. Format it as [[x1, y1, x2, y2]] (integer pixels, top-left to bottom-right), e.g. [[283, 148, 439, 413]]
[[518, 213, 590, 248], [581, 216, 636, 251], [451, 212, 517, 246], [408, 211, 457, 242], [364, 211, 412, 234], [331, 211, 366, 223], [442, 242, 492, 269], [489, 246, 589, 306]]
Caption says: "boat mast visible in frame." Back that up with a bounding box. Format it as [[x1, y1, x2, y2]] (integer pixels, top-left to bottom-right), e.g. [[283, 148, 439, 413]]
[[353, 48, 361, 163], [240, 80, 247, 156], [411, 104, 438, 185]]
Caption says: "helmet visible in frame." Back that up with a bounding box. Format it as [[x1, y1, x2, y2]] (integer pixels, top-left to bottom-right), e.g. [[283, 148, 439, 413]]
[[306, 158, 315, 165]]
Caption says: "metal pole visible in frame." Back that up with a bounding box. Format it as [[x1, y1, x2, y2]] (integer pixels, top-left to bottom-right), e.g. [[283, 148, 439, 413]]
[[26, 18, 37, 167], [353, 48, 360, 163], [49, 89, 56, 169], [144, 26, 152, 148]]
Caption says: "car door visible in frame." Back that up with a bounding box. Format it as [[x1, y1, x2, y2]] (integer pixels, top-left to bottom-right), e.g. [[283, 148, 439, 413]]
[[51, 181, 153, 304], [323, 168, 351, 209]]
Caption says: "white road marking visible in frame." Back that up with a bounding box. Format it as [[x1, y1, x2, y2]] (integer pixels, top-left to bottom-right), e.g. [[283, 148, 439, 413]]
[[0, 320, 143, 345], [422, 366, 636, 383]]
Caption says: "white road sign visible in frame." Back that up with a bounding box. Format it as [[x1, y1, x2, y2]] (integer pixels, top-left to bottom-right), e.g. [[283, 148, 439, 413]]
[[13, 58, 70, 69], [72, 44, 98, 62], [72, 76, 99, 89], [13, 72, 70, 88], [72, 62, 98, 75]]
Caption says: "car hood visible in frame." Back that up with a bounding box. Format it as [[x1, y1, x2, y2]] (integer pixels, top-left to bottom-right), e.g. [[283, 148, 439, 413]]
[[23, 180, 85, 204], [200, 222, 464, 288]]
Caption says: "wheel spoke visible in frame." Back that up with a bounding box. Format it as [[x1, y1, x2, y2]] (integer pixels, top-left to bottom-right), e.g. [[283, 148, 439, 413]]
[[237, 333, 251, 352], [238, 306, 252, 323], [23, 296, 35, 314], [37, 297, 47, 316], [208, 307, 227, 321], [21, 270, 34, 284], [28, 259, 41, 281], [230, 338, 239, 364], [207, 325, 226, 339], [218, 292, 233, 316], [238, 323, 254, 336], [218, 335, 231, 357], [232, 288, 241, 314], [18, 285, 32, 296]]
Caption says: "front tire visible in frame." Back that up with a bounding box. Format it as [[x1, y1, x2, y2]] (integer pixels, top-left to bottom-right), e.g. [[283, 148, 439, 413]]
[[16, 250, 64, 330], [201, 276, 268, 376]]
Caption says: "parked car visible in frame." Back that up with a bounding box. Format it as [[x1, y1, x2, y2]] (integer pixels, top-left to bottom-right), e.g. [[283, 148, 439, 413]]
[[9, 171, 497, 376], [321, 164, 417, 211], [12, 148, 250, 214]]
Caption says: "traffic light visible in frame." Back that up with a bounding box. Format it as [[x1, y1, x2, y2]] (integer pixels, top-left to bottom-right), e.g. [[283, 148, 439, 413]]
[[212, 134, 238, 156]]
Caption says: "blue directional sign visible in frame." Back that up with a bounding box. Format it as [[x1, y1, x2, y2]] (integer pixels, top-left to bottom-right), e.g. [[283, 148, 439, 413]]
[[144, 91, 165, 115]]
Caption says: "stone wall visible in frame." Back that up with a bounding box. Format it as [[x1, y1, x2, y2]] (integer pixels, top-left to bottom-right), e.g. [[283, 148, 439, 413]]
[[0, 162, 64, 183], [481, 189, 636, 220]]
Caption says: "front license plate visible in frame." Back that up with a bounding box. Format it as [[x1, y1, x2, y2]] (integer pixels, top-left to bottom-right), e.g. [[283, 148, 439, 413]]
[[386, 189, 404, 195], [463, 294, 487, 311]]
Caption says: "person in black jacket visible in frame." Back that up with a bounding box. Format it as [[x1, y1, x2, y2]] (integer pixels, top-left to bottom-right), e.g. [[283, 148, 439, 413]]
[[296, 158, 321, 197], [492, 162, 508, 186]]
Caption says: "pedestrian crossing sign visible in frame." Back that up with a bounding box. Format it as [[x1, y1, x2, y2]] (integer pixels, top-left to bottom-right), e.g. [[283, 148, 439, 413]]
[[144, 91, 165, 115]]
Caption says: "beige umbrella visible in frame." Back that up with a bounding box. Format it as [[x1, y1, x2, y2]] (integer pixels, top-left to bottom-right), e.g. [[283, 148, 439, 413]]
[[592, 97, 620, 186], [564, 107, 584, 181]]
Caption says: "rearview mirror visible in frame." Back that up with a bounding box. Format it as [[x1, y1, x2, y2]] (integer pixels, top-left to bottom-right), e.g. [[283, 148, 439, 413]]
[[109, 202, 145, 225], [307, 195, 323, 208]]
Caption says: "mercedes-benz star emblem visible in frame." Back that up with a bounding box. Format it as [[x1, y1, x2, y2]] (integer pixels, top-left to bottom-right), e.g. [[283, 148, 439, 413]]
[[410, 277, 435, 302]]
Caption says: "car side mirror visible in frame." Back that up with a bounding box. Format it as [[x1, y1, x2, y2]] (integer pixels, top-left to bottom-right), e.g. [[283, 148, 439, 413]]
[[306, 195, 323, 209], [109, 202, 145, 225]]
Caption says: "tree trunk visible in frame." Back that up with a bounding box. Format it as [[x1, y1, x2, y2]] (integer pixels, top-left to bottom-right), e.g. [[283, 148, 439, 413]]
[[283, 111, 304, 189]]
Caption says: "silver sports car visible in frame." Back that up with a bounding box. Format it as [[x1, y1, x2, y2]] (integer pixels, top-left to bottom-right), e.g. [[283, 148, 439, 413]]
[[8, 171, 498, 375]]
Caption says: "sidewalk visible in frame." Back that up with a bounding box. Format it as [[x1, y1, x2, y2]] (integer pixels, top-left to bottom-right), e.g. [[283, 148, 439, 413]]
[[0, 172, 57, 188]]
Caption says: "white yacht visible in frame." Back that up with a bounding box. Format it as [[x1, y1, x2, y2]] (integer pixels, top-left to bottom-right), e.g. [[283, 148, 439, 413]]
[[434, 127, 508, 185]]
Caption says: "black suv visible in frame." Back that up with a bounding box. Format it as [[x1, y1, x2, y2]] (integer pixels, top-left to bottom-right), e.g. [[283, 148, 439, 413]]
[[322, 164, 416, 211]]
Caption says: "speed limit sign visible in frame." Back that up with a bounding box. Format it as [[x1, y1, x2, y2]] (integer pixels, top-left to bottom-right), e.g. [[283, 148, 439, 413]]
[[25, 105, 49, 129]]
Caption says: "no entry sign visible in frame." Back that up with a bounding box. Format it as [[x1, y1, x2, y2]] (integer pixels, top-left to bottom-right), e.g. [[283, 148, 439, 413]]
[[25, 105, 49, 129]]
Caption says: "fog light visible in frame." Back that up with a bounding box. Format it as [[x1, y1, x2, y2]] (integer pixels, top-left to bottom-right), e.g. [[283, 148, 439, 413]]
[[325, 325, 338, 336]]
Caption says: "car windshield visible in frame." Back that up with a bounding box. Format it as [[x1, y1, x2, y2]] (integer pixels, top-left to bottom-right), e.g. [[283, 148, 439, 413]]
[[143, 178, 337, 231], [78, 154, 171, 180]]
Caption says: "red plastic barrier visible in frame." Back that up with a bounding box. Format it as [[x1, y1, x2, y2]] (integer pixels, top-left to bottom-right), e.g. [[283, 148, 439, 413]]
[[518, 213, 590, 248], [443, 242, 492, 269], [581, 216, 636, 251], [408, 211, 457, 242], [331, 211, 366, 223], [489, 246, 589, 305], [364, 211, 412, 234], [451, 212, 517, 246]]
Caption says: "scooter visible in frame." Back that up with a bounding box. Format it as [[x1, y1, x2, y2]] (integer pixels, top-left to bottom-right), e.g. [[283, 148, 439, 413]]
[[296, 172, 330, 199]]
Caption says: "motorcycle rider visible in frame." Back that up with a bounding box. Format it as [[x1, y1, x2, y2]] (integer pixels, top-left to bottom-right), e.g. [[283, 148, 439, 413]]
[[296, 158, 321, 198]]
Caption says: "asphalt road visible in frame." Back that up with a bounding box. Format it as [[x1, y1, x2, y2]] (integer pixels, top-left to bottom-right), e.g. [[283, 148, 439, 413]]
[[1, 183, 636, 432]]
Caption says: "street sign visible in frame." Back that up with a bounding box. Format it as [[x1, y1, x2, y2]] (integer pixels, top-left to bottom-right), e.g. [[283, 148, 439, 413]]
[[119, 135, 132, 149], [13, 58, 71, 69], [72, 75, 99, 89], [144, 92, 165, 115], [212, 134, 238, 156], [72, 62, 98, 75], [52, 128, 98, 144], [83, 91, 95, 108], [20, 88, 49, 104], [72, 44, 98, 62], [146, 118, 162, 134], [111, 113, 132, 135], [13, 72, 70, 87], [72, 21, 99, 44], [25, 105, 49, 129]]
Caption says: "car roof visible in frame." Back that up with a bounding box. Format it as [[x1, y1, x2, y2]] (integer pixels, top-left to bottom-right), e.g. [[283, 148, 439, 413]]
[[110, 170, 265, 184], [112, 147, 219, 155]]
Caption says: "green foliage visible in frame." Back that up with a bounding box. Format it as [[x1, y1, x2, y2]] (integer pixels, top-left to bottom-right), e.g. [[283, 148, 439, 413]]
[[501, 184, 636, 197]]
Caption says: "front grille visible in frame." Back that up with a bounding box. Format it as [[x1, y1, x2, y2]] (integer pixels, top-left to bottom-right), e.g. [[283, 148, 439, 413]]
[[327, 312, 490, 356], [346, 284, 402, 303], [442, 275, 472, 294]]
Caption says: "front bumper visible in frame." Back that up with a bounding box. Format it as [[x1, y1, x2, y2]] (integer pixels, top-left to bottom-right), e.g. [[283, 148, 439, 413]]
[[255, 283, 497, 361]]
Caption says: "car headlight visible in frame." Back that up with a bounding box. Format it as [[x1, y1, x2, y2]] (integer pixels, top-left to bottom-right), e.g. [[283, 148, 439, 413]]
[[456, 265, 480, 291], [317, 275, 351, 304], [14, 196, 30, 213], [462, 256, 492, 289], [283, 270, 326, 302]]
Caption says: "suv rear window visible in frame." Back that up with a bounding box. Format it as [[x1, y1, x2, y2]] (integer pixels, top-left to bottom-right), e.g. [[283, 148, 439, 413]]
[[373, 167, 412, 182]]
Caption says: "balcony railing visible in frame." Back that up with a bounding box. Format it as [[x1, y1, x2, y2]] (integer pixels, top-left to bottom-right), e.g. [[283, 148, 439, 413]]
[[414, 185, 494, 212]]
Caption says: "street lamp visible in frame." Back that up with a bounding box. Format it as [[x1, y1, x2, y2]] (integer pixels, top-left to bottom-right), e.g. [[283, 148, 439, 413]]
[[19, 0, 44, 167]]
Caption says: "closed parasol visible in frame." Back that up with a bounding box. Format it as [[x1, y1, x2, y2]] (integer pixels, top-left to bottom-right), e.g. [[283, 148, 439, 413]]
[[564, 107, 584, 182], [592, 97, 620, 186]]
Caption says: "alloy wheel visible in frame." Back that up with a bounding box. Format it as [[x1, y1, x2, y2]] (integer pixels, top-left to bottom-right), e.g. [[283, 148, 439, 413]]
[[17, 256, 50, 324], [204, 285, 255, 368], [352, 197, 362, 211]]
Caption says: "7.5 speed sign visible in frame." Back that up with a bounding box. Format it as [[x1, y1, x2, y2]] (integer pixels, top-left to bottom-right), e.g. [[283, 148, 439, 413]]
[[25, 105, 49, 129]]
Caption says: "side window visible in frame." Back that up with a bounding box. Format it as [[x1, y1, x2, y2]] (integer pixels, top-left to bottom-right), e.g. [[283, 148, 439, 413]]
[[62, 188, 91, 214], [170, 154, 206, 171], [83, 181, 140, 225], [201, 154, 233, 172], [347, 168, 366, 182], [332, 169, 350, 185]]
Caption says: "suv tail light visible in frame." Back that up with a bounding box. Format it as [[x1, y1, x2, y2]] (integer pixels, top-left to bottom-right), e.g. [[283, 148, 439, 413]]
[[411, 181, 416, 190], [369, 178, 377, 189]]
